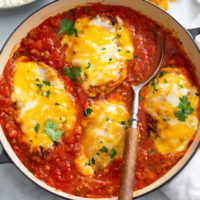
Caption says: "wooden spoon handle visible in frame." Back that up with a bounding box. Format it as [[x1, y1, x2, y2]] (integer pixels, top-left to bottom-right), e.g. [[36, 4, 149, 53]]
[[119, 127, 139, 200]]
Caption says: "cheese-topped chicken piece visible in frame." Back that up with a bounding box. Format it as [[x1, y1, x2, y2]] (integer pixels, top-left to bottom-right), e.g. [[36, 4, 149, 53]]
[[62, 15, 134, 97], [12, 59, 77, 151], [145, 67, 199, 154], [75, 98, 130, 175]]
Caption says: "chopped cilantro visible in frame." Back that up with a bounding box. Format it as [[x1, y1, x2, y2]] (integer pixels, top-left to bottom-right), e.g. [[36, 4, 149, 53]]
[[101, 47, 106, 50], [29, 169, 33, 173], [109, 58, 113, 61], [195, 93, 199, 96], [134, 55, 138, 59], [43, 80, 51, 86], [74, 28, 78, 37], [139, 96, 144, 100], [55, 103, 60, 105], [63, 66, 70, 76], [85, 62, 91, 69], [96, 152, 100, 155], [151, 80, 158, 92], [159, 70, 168, 78], [110, 148, 117, 158], [174, 96, 194, 121], [46, 90, 50, 97], [117, 34, 121, 38], [36, 78, 40, 82], [156, 24, 161, 29], [100, 146, 108, 153], [178, 39, 183, 45], [126, 50, 130, 53], [58, 18, 76, 36], [127, 59, 131, 62], [69, 8, 76, 15], [106, 117, 110, 121], [54, 141, 59, 146], [34, 123, 40, 133], [121, 120, 126, 125], [43, 119, 62, 142], [91, 157, 95, 165], [179, 85, 183, 88], [84, 108, 93, 116], [86, 160, 91, 166], [163, 118, 167, 121], [36, 83, 43, 91], [117, 49, 121, 52], [64, 66, 82, 82], [164, 79, 167, 83], [150, 148, 155, 154], [171, 53, 176, 58]]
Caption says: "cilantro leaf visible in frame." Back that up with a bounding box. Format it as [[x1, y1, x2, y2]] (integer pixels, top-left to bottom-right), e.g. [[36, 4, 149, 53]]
[[34, 123, 40, 133], [36, 83, 43, 91], [74, 28, 78, 37], [151, 80, 158, 92], [58, 18, 76, 36], [63, 66, 70, 76], [46, 90, 50, 97], [117, 34, 121, 38], [84, 108, 92, 116], [150, 148, 155, 154], [42, 80, 51, 86], [85, 62, 91, 69], [100, 146, 108, 153], [174, 96, 194, 121], [159, 70, 168, 78], [139, 96, 144, 100], [110, 148, 117, 158], [44, 119, 63, 142], [64, 66, 82, 82], [121, 120, 126, 125], [69, 8, 76, 15], [91, 157, 95, 165]]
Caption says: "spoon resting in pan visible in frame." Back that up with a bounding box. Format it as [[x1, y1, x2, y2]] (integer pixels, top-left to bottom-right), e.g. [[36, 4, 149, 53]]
[[119, 34, 164, 200]]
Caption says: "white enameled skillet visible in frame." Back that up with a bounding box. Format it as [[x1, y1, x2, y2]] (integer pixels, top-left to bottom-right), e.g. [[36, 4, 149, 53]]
[[0, 0, 199, 199]]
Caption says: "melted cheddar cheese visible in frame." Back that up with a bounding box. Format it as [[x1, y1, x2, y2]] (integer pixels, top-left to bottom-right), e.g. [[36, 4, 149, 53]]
[[145, 67, 199, 154], [75, 98, 130, 175], [12, 59, 76, 151], [62, 15, 134, 97]]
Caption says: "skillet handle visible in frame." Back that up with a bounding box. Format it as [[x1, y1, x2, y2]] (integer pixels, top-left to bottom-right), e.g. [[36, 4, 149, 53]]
[[0, 144, 11, 164], [187, 27, 200, 40]]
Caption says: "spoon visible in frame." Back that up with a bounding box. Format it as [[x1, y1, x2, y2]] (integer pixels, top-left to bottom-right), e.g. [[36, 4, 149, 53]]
[[119, 35, 164, 200]]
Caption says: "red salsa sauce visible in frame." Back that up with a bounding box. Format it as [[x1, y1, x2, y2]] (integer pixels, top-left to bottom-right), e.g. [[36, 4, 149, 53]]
[[0, 3, 198, 198]]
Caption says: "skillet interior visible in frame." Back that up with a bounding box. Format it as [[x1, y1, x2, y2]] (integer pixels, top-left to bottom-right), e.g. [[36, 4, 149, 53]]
[[0, 0, 199, 199]]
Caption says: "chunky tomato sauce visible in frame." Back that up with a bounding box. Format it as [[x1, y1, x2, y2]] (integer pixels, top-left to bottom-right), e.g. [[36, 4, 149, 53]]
[[0, 4, 198, 198]]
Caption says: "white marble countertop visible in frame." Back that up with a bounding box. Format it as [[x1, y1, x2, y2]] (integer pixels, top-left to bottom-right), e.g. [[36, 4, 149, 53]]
[[0, 0, 199, 200]]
